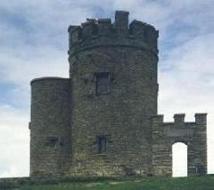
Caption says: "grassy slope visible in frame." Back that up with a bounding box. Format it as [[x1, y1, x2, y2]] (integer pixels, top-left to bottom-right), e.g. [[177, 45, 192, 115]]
[[19, 176, 214, 190]]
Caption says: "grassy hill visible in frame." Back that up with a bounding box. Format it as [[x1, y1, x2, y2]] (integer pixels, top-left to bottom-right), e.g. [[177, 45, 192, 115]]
[[17, 175, 214, 190]]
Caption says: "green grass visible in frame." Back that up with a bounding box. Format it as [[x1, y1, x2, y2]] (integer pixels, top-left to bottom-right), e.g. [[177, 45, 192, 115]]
[[19, 175, 214, 190]]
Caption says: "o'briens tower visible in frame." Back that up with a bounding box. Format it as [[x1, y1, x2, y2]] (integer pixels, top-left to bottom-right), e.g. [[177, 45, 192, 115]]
[[29, 11, 207, 177]]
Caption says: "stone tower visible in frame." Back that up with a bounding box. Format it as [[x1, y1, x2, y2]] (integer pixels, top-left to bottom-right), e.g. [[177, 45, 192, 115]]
[[29, 11, 207, 177]]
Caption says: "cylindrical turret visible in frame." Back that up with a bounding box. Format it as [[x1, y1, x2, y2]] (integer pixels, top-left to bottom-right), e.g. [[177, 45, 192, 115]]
[[30, 77, 71, 176], [68, 11, 159, 176]]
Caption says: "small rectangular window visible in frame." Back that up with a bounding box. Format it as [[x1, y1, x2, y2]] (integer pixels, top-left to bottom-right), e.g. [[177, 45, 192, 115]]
[[46, 136, 59, 147], [97, 136, 107, 153], [95, 72, 110, 95]]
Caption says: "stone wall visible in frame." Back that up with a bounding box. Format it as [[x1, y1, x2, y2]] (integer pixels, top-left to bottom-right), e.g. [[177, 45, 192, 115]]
[[151, 114, 207, 176]]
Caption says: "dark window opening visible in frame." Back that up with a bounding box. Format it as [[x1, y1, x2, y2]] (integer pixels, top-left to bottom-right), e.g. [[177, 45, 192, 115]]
[[95, 72, 110, 95], [46, 136, 59, 147], [97, 136, 107, 153], [46, 136, 65, 147], [195, 163, 205, 176], [59, 138, 64, 146], [46, 137, 65, 147]]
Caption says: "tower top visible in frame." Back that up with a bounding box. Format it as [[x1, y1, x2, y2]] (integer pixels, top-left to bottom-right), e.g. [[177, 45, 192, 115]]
[[68, 10, 159, 57]]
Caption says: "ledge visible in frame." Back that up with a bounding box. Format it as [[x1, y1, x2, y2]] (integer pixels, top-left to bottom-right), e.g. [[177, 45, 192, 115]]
[[31, 77, 69, 85]]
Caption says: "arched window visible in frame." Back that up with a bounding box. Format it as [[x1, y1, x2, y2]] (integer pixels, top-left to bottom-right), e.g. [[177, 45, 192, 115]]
[[172, 142, 188, 177]]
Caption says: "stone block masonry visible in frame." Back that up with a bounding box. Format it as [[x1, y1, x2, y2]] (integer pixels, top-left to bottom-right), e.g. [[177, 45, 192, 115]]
[[29, 10, 207, 177], [151, 114, 207, 176]]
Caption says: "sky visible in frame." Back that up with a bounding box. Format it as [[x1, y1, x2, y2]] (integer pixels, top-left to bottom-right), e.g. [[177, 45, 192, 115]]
[[0, 0, 213, 177]]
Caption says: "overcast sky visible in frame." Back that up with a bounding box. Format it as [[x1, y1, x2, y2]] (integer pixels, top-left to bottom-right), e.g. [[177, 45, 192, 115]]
[[0, 0, 213, 177]]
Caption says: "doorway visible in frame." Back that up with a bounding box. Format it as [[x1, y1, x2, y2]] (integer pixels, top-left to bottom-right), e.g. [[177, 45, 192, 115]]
[[172, 142, 188, 177]]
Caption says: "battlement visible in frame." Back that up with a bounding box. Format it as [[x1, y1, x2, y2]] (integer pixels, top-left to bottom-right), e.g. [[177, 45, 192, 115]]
[[152, 113, 207, 128], [68, 10, 159, 57]]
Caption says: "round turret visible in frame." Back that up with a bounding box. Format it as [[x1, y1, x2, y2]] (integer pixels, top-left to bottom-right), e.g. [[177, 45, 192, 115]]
[[30, 77, 71, 176], [68, 11, 159, 176]]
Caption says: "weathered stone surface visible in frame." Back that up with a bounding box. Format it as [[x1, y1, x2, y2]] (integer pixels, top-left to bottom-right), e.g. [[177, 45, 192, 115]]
[[151, 114, 207, 176], [30, 77, 72, 176], [29, 11, 207, 177]]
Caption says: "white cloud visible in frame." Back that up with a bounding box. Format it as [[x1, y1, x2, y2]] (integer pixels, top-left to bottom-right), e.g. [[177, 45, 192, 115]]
[[0, 46, 68, 84], [0, 105, 29, 177], [159, 34, 214, 113]]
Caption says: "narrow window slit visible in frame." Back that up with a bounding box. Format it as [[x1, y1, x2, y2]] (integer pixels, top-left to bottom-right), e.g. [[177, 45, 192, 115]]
[[97, 136, 107, 153]]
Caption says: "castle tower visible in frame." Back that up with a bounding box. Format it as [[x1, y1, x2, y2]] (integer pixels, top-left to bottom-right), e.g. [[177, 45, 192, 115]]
[[68, 11, 159, 176], [29, 10, 207, 177]]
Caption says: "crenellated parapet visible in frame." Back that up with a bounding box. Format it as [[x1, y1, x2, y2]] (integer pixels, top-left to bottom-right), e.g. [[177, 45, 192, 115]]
[[68, 10, 159, 57], [152, 113, 207, 129]]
